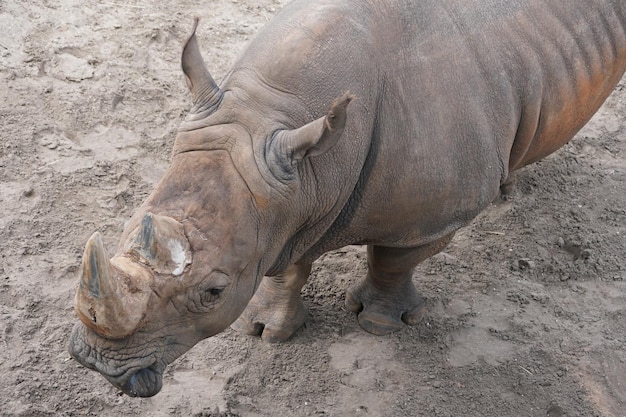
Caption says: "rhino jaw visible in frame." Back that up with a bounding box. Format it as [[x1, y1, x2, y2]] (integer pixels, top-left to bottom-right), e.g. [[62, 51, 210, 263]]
[[68, 322, 165, 397]]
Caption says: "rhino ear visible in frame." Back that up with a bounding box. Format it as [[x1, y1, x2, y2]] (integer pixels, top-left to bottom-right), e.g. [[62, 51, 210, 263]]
[[272, 92, 354, 168], [182, 18, 223, 113]]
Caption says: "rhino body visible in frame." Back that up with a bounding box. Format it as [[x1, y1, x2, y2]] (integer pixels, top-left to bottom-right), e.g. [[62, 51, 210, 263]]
[[69, 0, 626, 397]]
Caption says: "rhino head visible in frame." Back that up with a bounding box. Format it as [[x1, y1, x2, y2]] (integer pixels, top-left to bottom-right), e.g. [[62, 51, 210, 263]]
[[68, 19, 352, 397]]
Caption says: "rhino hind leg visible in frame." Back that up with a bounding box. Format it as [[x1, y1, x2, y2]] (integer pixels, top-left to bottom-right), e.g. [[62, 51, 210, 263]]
[[499, 173, 517, 200], [231, 262, 312, 343], [346, 234, 454, 336]]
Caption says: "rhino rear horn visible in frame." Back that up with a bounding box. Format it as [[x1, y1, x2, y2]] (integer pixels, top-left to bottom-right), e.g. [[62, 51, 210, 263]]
[[127, 212, 192, 276], [182, 18, 223, 113], [131, 212, 156, 261]]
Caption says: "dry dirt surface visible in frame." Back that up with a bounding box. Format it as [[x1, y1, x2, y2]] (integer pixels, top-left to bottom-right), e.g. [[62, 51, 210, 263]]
[[1, 1, 625, 416]]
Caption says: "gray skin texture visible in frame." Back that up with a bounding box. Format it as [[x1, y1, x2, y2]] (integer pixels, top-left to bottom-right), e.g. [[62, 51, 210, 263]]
[[69, 0, 626, 398]]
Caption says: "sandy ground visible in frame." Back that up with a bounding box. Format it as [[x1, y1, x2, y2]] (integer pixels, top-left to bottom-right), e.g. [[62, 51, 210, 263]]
[[1, 1, 625, 416]]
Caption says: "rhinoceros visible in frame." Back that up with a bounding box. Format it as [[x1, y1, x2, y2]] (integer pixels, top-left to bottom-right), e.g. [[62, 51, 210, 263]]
[[69, 0, 626, 397]]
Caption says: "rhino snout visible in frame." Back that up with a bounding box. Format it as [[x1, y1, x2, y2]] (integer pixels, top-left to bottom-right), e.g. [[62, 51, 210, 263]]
[[69, 323, 165, 397]]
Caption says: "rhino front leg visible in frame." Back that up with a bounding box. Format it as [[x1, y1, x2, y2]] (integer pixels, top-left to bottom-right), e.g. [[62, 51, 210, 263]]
[[346, 234, 454, 335], [231, 262, 312, 343]]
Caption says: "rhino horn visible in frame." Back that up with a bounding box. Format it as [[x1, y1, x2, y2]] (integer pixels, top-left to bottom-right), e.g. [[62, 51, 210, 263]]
[[130, 212, 156, 262], [75, 232, 152, 339], [79, 232, 114, 299], [127, 212, 192, 277], [182, 17, 223, 113]]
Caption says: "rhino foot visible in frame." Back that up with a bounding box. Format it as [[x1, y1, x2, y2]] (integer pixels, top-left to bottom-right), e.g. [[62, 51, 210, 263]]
[[345, 277, 426, 335], [231, 295, 308, 343], [231, 264, 311, 343], [343, 243, 452, 336], [499, 174, 517, 200]]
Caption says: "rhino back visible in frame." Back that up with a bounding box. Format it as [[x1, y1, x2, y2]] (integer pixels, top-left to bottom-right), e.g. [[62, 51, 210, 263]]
[[347, 0, 626, 247], [222, 0, 626, 262]]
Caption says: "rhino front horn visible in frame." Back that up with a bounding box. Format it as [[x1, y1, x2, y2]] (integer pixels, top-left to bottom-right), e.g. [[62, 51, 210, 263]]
[[75, 232, 152, 339]]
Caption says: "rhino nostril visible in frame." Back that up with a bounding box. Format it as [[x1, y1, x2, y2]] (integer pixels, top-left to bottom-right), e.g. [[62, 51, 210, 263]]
[[88, 307, 97, 323]]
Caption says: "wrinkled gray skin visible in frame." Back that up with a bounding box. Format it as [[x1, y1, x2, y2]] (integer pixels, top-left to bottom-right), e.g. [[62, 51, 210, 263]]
[[69, 0, 626, 397]]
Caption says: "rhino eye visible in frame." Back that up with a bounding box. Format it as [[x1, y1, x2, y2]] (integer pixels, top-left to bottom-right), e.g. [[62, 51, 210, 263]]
[[197, 271, 229, 307], [207, 287, 223, 297], [200, 286, 224, 306]]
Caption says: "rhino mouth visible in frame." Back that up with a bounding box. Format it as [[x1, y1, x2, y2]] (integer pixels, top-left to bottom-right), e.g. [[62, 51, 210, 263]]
[[68, 323, 165, 397], [109, 364, 163, 397]]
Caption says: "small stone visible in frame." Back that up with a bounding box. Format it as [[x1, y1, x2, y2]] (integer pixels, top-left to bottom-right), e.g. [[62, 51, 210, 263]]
[[546, 403, 566, 417], [49, 53, 95, 82], [518, 259, 535, 270]]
